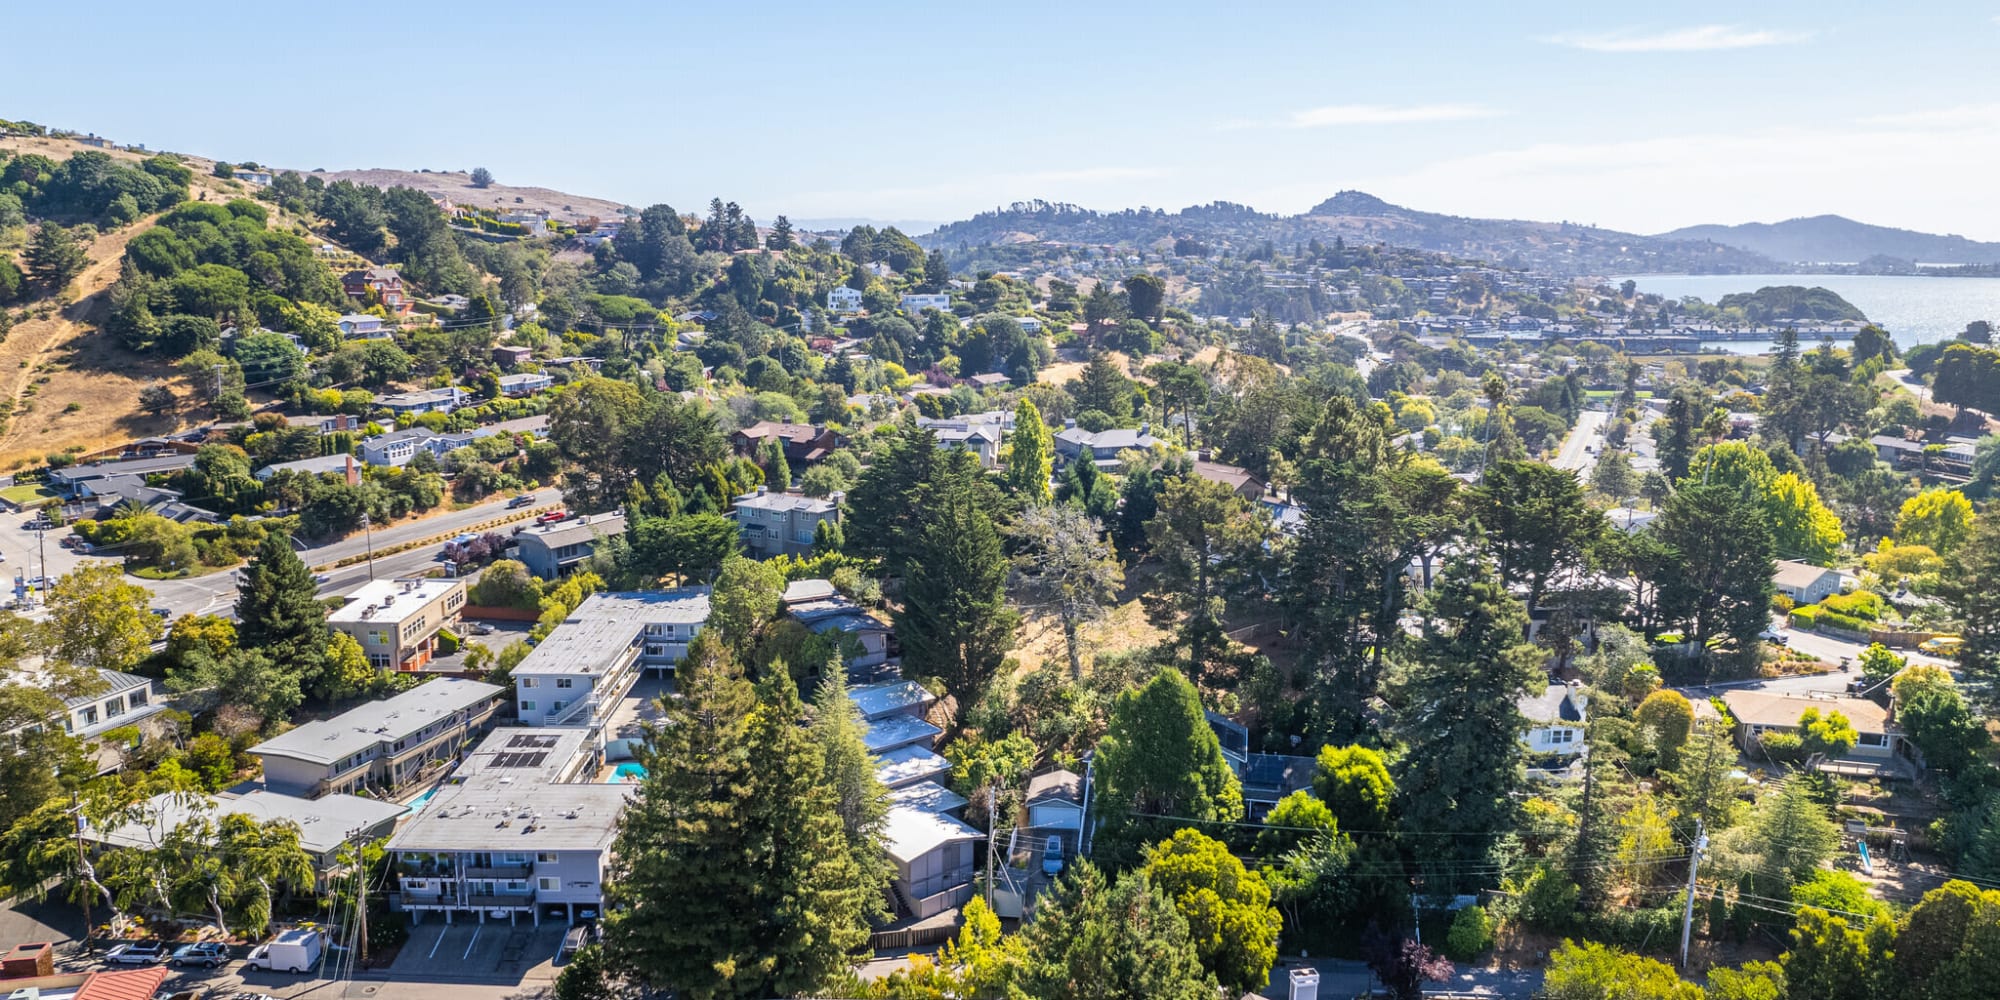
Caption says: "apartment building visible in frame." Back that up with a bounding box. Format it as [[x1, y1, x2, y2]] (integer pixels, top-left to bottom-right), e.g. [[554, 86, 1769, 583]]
[[250, 678, 505, 798], [328, 578, 468, 671], [514, 513, 627, 580], [389, 727, 630, 925], [511, 588, 711, 734]]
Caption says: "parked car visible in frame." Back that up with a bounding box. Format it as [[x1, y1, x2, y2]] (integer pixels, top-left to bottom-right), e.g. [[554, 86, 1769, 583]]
[[464, 622, 494, 636], [535, 509, 568, 525], [1757, 627, 1788, 645], [1042, 835, 1064, 876], [170, 942, 230, 969], [507, 494, 537, 509], [311, 573, 333, 586], [1919, 635, 1964, 656], [104, 940, 167, 965]]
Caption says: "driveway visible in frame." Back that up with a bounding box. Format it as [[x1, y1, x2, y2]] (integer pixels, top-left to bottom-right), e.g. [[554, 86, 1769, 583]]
[[392, 920, 566, 983]]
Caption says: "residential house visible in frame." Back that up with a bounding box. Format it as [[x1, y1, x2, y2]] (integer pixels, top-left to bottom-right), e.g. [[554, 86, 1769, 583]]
[[731, 421, 843, 466], [376, 386, 466, 416], [827, 286, 864, 314], [883, 804, 982, 919], [232, 169, 274, 186], [338, 314, 390, 340], [35, 668, 166, 743], [510, 589, 709, 736], [1193, 460, 1265, 501], [1719, 690, 1914, 776], [733, 487, 841, 558], [88, 789, 405, 876], [389, 726, 631, 925], [1206, 712, 1315, 820], [514, 512, 627, 580], [498, 209, 550, 237], [342, 267, 413, 316], [564, 588, 712, 674], [1519, 682, 1588, 777], [918, 410, 1014, 467], [327, 577, 469, 671], [498, 372, 554, 397], [0, 965, 171, 1000], [850, 680, 950, 791], [1773, 559, 1844, 606], [1053, 425, 1162, 470], [1016, 317, 1044, 334], [1869, 435, 1925, 468], [899, 293, 951, 315], [45, 454, 199, 498], [963, 372, 1012, 390], [250, 677, 505, 797], [256, 453, 362, 483], [64, 477, 217, 525], [360, 428, 477, 468], [781, 579, 892, 669], [431, 294, 472, 312], [281, 412, 376, 435], [492, 345, 533, 368], [1023, 769, 1086, 836]]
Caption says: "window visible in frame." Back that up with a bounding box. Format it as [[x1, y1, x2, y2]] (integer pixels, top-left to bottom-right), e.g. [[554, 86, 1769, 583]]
[[555, 678, 574, 690], [520, 678, 538, 689], [105, 699, 124, 719], [550, 701, 566, 714], [81, 707, 97, 726], [646, 644, 666, 658], [538, 877, 559, 891], [520, 701, 537, 713], [129, 690, 147, 707], [537, 853, 559, 863], [1858, 732, 1888, 748]]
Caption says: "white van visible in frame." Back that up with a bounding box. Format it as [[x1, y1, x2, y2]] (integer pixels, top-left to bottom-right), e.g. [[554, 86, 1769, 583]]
[[245, 927, 324, 974]]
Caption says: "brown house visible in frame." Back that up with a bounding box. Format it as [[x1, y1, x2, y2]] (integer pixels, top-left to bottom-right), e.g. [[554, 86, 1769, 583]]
[[1193, 459, 1266, 500], [732, 421, 843, 464]]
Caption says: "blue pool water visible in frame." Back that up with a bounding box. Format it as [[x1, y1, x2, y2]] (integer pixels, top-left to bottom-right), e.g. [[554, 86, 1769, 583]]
[[609, 762, 647, 783], [407, 787, 441, 812]]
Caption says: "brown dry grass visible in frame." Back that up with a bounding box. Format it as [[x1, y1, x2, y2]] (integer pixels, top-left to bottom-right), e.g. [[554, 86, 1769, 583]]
[[1010, 598, 1171, 676]]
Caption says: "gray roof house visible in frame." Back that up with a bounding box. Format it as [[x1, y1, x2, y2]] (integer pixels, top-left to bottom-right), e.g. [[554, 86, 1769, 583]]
[[1773, 559, 1844, 605], [782, 579, 892, 669], [89, 790, 405, 875], [46, 454, 200, 498], [359, 428, 477, 468], [255, 453, 361, 482], [514, 512, 628, 580], [733, 487, 840, 559], [511, 587, 712, 732], [1054, 425, 1161, 470], [249, 678, 504, 798], [388, 727, 632, 925], [375, 386, 466, 416]]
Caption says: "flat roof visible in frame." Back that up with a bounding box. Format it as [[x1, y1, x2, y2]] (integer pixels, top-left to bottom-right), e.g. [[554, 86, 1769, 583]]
[[511, 618, 640, 677], [850, 679, 934, 720], [569, 587, 711, 626], [389, 728, 629, 853], [875, 743, 951, 789], [518, 512, 628, 548], [892, 780, 968, 814], [328, 578, 465, 625], [883, 803, 982, 864], [733, 490, 836, 514], [252, 677, 503, 766], [864, 714, 942, 754], [90, 790, 406, 856]]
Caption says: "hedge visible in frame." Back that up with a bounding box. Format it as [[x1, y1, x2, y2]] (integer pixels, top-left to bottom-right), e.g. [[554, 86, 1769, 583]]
[[1790, 606, 1820, 628]]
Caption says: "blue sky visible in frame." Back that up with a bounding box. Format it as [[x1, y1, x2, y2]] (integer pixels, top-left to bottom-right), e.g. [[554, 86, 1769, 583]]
[[11, 2, 2000, 237]]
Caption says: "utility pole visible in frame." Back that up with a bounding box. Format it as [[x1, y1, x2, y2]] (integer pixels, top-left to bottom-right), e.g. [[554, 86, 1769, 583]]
[[984, 778, 998, 912], [71, 790, 90, 953], [1679, 818, 1708, 968], [33, 519, 46, 608], [353, 828, 369, 966]]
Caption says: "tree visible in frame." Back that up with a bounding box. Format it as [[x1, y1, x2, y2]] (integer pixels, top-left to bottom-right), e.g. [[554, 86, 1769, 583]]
[[1009, 503, 1123, 680], [167, 647, 302, 723], [605, 634, 869, 999], [1466, 460, 1605, 613], [1143, 475, 1265, 681], [1363, 930, 1455, 1000], [1669, 720, 1746, 831], [1766, 472, 1846, 565], [233, 531, 329, 698], [1591, 448, 1638, 499], [1634, 689, 1694, 768], [1897, 488, 1976, 556], [469, 167, 493, 188], [1392, 552, 1542, 877], [1938, 511, 2000, 707], [1122, 273, 1166, 325], [1652, 483, 1775, 664], [1069, 354, 1135, 421], [1891, 666, 1986, 772], [1256, 790, 1337, 856], [1313, 744, 1394, 833], [43, 564, 163, 671], [1541, 940, 1703, 1000], [1004, 398, 1054, 502], [1858, 642, 1905, 685], [1896, 880, 2000, 990], [1011, 864, 1218, 1000], [138, 382, 174, 415], [548, 377, 650, 513], [553, 945, 629, 1000], [809, 669, 892, 925], [1781, 907, 1894, 1000], [895, 491, 1017, 731], [1139, 829, 1280, 994], [1799, 707, 1859, 761], [1094, 668, 1244, 862], [1652, 384, 1707, 481], [764, 215, 795, 251], [1740, 777, 1841, 888], [25, 223, 88, 294]]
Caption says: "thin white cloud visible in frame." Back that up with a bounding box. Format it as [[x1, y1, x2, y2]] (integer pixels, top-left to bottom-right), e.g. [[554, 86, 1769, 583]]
[[1857, 103, 2000, 128], [1544, 24, 1810, 52], [1222, 103, 1499, 130]]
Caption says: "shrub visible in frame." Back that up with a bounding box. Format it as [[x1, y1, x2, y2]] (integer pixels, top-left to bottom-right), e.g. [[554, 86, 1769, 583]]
[[1788, 605, 1820, 628], [1771, 593, 1795, 615], [1817, 610, 1868, 633], [1444, 904, 1494, 961], [436, 629, 461, 655], [1820, 590, 1885, 621], [1759, 730, 1805, 763]]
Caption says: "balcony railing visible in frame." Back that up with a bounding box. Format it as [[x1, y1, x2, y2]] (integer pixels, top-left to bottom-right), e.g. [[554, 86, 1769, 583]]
[[464, 862, 534, 878]]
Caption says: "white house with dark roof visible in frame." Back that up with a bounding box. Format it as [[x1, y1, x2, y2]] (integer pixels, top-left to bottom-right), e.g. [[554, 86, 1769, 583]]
[[827, 287, 864, 314], [1518, 682, 1588, 757], [359, 427, 478, 468], [338, 314, 389, 340]]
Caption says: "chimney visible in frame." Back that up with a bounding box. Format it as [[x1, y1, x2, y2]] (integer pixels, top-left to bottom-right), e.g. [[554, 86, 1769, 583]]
[[756, 485, 767, 496], [829, 491, 846, 505], [1063, 418, 1077, 430], [344, 454, 360, 487]]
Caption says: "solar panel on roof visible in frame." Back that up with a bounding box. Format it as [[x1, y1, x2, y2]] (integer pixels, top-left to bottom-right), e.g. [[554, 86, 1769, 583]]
[[507, 733, 559, 749]]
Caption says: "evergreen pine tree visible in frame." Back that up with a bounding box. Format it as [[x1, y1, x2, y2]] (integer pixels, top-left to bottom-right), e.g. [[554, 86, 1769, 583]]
[[1013, 864, 1218, 1000], [24, 223, 88, 295], [1391, 550, 1542, 880], [896, 491, 1018, 732], [809, 666, 893, 924], [1094, 668, 1245, 864], [765, 215, 795, 251], [234, 531, 330, 696], [604, 632, 760, 996], [1004, 398, 1054, 503]]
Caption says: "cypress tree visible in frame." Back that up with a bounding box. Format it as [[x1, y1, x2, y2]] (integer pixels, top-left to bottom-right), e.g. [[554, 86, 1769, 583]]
[[810, 666, 893, 924], [896, 491, 1018, 732], [1004, 397, 1054, 503], [234, 531, 330, 695]]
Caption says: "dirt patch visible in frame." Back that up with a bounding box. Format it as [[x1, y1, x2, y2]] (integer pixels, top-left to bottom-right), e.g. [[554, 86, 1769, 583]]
[[304, 168, 630, 224], [1009, 597, 1171, 676]]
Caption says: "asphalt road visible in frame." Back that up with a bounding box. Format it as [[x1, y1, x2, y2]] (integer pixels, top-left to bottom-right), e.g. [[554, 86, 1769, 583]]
[[1552, 409, 1609, 474], [1673, 615, 1957, 701]]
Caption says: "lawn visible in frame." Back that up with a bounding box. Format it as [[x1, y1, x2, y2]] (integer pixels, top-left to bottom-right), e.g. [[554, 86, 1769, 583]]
[[0, 483, 56, 507]]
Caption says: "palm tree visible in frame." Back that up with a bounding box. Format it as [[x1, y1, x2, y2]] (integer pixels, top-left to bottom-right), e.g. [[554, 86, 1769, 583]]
[[219, 816, 316, 938]]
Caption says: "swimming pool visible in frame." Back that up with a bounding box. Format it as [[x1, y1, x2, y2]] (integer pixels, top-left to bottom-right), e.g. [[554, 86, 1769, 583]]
[[608, 762, 647, 783], [407, 787, 442, 812]]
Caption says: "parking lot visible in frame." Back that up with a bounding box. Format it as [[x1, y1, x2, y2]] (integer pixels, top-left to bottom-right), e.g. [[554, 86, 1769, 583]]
[[391, 921, 566, 981]]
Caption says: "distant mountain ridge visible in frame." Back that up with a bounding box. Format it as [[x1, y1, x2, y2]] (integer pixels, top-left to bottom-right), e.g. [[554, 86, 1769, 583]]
[[1659, 215, 2000, 266]]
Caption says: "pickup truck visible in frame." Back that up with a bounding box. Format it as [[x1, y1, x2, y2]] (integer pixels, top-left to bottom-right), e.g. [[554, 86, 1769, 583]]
[[104, 940, 167, 965]]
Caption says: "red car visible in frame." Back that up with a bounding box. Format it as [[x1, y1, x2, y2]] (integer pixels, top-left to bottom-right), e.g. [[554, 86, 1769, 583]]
[[536, 510, 568, 525]]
